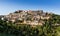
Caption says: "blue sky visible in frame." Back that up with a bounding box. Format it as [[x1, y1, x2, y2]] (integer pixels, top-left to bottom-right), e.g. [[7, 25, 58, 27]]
[[0, 0, 60, 15]]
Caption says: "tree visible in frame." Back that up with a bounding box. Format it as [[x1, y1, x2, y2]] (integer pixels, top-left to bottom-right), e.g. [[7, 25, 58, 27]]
[[42, 19, 57, 36]]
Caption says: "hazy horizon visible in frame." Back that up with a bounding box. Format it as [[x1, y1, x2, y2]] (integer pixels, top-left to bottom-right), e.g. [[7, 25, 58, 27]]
[[0, 0, 60, 15]]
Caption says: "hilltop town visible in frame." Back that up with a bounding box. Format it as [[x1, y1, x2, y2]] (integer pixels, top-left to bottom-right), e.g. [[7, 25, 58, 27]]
[[0, 10, 52, 26], [0, 10, 60, 36]]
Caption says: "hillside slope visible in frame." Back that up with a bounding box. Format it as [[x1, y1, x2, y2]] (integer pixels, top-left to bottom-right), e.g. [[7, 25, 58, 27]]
[[0, 10, 60, 36]]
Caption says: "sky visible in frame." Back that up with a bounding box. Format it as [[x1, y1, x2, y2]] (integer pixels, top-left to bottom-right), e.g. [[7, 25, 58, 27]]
[[0, 0, 60, 15]]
